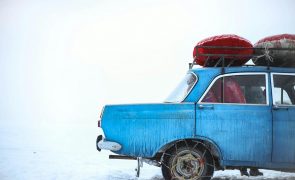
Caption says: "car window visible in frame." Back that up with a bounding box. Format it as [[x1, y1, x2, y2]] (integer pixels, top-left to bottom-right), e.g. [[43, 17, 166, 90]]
[[165, 73, 197, 103], [201, 74, 267, 105], [272, 74, 295, 106]]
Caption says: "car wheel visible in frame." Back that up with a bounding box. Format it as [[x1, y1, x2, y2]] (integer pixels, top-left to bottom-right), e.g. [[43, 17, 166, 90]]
[[161, 142, 214, 180]]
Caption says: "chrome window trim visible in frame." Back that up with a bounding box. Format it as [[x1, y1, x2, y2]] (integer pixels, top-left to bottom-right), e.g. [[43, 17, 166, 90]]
[[198, 72, 269, 106], [271, 73, 295, 107]]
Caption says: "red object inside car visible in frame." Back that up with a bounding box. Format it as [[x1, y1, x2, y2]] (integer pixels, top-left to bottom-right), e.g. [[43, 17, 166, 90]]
[[223, 78, 246, 103], [204, 77, 246, 104]]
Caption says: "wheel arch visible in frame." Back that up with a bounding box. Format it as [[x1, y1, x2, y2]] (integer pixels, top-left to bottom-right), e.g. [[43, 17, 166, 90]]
[[154, 137, 223, 169]]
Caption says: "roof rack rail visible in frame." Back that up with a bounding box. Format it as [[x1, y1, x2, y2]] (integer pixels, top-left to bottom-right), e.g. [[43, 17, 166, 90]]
[[189, 46, 295, 70]]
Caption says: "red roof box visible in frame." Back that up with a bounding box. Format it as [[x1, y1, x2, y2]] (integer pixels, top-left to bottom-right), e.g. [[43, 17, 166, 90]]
[[193, 34, 253, 67]]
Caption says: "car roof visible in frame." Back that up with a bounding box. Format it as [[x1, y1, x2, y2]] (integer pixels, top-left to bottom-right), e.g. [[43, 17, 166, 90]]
[[190, 66, 295, 74]]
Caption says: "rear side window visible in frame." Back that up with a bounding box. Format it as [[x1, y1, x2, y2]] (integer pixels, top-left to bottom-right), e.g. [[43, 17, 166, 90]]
[[165, 73, 198, 103], [272, 74, 295, 106], [201, 74, 267, 105]]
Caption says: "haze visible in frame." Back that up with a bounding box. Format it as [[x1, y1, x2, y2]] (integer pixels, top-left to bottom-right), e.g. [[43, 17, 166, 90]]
[[1, 0, 295, 126]]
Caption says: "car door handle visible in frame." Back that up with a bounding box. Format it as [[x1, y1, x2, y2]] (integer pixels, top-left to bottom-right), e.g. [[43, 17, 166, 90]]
[[198, 104, 214, 109], [273, 105, 289, 110]]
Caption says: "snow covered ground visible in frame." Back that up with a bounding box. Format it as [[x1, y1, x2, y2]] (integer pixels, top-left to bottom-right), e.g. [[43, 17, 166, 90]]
[[1, 122, 295, 180]]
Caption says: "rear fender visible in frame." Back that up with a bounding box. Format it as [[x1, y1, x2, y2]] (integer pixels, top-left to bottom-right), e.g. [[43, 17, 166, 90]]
[[156, 137, 223, 165]]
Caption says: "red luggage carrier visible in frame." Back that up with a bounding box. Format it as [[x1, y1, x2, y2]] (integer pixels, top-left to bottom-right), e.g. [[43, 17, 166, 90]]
[[190, 36, 295, 69]]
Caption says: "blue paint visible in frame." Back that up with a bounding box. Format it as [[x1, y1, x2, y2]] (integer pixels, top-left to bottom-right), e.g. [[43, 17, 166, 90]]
[[99, 66, 295, 170], [196, 104, 272, 162], [101, 103, 195, 157], [272, 105, 295, 163]]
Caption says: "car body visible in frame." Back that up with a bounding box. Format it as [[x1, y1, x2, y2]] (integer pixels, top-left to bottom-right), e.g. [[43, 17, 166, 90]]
[[97, 66, 295, 179]]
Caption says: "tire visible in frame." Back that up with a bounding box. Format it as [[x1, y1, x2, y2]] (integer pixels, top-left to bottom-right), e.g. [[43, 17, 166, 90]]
[[161, 142, 214, 180]]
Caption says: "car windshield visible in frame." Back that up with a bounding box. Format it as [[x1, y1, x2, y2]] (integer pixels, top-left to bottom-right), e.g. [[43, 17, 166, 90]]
[[165, 73, 197, 103]]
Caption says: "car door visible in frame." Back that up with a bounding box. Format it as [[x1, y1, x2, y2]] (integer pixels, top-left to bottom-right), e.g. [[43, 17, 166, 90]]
[[196, 72, 272, 164], [271, 73, 295, 163]]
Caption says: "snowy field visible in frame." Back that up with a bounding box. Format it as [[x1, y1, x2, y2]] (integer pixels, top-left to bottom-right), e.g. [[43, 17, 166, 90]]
[[1, 122, 295, 180]]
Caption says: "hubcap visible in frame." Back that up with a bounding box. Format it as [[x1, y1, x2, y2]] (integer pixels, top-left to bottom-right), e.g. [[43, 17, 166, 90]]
[[171, 149, 205, 179]]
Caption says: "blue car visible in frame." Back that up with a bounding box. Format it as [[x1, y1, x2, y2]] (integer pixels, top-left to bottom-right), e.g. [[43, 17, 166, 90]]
[[97, 65, 295, 179]]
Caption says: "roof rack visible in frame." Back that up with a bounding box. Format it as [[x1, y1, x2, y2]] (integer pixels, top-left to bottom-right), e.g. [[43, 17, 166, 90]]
[[189, 46, 295, 70]]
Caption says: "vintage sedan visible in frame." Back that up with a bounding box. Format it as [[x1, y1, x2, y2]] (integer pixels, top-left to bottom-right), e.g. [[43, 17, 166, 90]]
[[97, 66, 295, 180]]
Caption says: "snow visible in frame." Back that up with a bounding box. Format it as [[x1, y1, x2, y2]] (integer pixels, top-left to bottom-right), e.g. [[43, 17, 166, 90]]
[[1, 122, 295, 180]]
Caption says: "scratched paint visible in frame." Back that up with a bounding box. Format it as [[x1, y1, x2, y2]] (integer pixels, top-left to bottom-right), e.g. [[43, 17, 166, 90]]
[[101, 103, 195, 157]]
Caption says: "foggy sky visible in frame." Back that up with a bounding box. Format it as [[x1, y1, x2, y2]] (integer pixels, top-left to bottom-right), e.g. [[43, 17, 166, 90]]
[[1, 0, 295, 126]]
